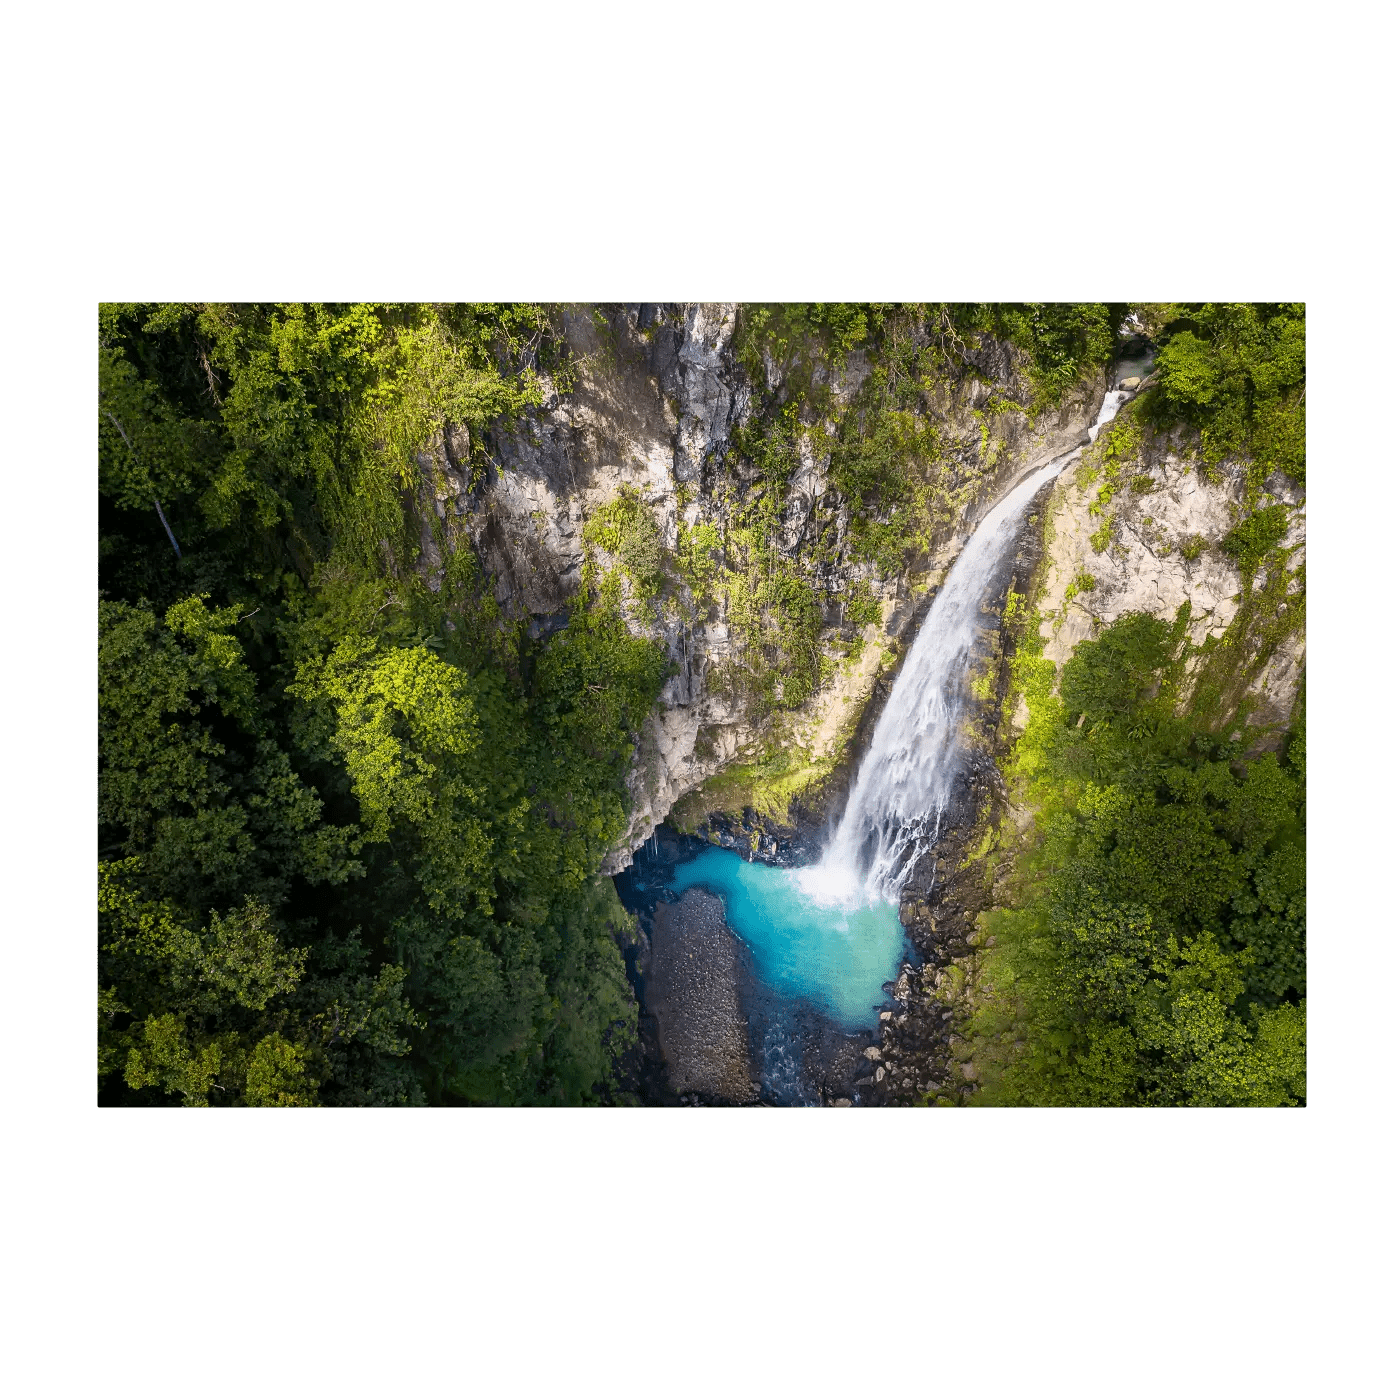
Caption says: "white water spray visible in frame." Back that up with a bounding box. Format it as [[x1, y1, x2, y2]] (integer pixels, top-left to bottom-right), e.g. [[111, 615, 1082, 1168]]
[[804, 387, 1131, 906]]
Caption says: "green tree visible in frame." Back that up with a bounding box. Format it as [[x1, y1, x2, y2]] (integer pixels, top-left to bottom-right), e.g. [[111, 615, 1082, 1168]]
[[978, 611, 1306, 1108], [1146, 303, 1305, 482], [99, 303, 659, 1105]]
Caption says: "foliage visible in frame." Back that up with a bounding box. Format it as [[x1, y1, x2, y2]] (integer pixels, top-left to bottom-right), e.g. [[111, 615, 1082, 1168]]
[[704, 409, 829, 713], [970, 611, 1306, 1106], [1220, 504, 1292, 580], [675, 518, 722, 602], [1063, 571, 1097, 603], [826, 396, 955, 576], [670, 741, 837, 829], [583, 484, 666, 603], [98, 303, 661, 1105], [964, 303, 1118, 412], [1144, 303, 1306, 486], [844, 579, 883, 629], [734, 303, 883, 401]]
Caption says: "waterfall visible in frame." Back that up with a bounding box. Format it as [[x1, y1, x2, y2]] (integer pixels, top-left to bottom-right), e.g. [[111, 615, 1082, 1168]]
[[803, 386, 1130, 906]]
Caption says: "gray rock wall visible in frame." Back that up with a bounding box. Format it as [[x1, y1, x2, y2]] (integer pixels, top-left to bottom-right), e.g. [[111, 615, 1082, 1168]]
[[414, 305, 1114, 872], [1033, 430, 1305, 741]]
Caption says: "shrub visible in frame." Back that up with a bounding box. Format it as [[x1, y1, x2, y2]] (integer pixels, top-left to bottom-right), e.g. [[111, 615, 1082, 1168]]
[[1059, 612, 1173, 725], [1146, 304, 1305, 485], [583, 485, 665, 602], [1220, 504, 1291, 580]]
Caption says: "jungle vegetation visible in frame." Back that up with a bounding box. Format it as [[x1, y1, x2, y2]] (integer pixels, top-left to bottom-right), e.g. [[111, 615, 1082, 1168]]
[[959, 303, 1306, 1106], [98, 301, 1301, 1107], [99, 303, 664, 1105], [967, 608, 1306, 1106]]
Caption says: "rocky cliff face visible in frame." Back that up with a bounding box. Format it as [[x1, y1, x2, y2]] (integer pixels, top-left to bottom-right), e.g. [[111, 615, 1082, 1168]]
[[415, 304, 1115, 872], [1031, 411, 1305, 745]]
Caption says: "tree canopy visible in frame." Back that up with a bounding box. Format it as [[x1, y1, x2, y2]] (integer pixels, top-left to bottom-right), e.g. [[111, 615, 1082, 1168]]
[[974, 609, 1306, 1106], [98, 303, 660, 1105]]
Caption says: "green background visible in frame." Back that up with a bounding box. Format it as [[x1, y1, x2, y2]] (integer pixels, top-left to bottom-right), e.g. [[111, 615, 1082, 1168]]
[[8, 0, 1388, 1394]]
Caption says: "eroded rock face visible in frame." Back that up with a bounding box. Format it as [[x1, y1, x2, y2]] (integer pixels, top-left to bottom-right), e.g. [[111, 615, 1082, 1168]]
[[1035, 435, 1305, 739], [416, 304, 1113, 872]]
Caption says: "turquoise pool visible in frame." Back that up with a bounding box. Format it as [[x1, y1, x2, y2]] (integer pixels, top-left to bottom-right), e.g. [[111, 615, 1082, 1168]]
[[666, 847, 907, 1030]]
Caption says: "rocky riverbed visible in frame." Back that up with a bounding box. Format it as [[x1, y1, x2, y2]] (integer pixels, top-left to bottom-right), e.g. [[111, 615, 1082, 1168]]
[[646, 889, 758, 1104]]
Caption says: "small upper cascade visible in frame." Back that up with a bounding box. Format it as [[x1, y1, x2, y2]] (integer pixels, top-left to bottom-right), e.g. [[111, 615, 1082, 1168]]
[[805, 384, 1131, 906]]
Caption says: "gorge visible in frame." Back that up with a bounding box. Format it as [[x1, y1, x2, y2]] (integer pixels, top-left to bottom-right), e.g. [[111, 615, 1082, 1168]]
[[622, 382, 1136, 1104], [97, 302, 1306, 1107]]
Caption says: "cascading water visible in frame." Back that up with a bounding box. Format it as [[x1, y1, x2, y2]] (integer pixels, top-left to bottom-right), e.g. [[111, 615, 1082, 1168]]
[[643, 383, 1136, 1097], [809, 385, 1131, 904]]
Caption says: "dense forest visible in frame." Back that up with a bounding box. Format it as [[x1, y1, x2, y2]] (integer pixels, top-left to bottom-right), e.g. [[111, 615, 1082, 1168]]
[[971, 610, 1306, 1104], [98, 302, 1303, 1106], [98, 304, 666, 1104]]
